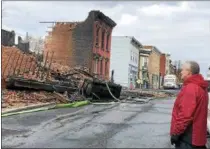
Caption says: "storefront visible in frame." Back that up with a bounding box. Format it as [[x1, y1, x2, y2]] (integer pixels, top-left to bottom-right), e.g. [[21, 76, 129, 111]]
[[128, 65, 138, 89]]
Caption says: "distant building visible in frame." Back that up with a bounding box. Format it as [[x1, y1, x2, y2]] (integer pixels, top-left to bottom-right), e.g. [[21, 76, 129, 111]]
[[143, 45, 162, 89], [1, 29, 15, 47], [165, 54, 171, 75], [169, 60, 176, 75], [110, 36, 141, 88], [160, 54, 166, 87], [44, 10, 117, 80], [17, 36, 30, 53], [1, 29, 29, 53], [138, 48, 151, 89]]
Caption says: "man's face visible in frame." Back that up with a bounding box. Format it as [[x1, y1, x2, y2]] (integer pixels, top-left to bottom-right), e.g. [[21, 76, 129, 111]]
[[181, 63, 192, 80]]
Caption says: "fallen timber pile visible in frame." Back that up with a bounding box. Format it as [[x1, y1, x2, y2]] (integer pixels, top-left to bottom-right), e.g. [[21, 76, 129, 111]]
[[2, 46, 122, 110], [120, 89, 176, 100]]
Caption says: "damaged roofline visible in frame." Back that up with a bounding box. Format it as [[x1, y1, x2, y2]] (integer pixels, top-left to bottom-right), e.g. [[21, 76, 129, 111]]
[[91, 10, 117, 28]]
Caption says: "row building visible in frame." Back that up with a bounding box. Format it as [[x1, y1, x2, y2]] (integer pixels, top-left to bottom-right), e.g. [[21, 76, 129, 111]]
[[110, 38, 175, 89]]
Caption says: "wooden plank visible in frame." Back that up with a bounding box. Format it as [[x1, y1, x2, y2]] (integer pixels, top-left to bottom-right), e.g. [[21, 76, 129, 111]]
[[53, 92, 69, 103]]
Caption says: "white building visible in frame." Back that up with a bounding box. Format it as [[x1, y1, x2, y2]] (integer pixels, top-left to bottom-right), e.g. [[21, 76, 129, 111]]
[[110, 36, 142, 88]]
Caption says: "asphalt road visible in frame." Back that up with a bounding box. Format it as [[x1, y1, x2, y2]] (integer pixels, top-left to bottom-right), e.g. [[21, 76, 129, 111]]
[[2, 98, 176, 148]]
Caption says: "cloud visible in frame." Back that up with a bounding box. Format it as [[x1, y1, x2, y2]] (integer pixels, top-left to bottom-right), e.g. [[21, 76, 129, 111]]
[[2, 1, 210, 76], [138, 2, 193, 17], [118, 14, 138, 25]]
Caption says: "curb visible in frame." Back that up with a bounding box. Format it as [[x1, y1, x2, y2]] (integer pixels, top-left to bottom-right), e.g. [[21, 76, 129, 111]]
[[1, 106, 54, 117], [2, 102, 56, 115], [1, 101, 90, 117]]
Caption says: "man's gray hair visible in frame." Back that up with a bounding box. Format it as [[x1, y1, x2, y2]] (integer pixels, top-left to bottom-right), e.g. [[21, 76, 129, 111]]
[[185, 61, 200, 75]]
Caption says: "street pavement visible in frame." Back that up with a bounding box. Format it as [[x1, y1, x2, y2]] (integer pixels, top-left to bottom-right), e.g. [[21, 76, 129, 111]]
[[2, 98, 176, 148]]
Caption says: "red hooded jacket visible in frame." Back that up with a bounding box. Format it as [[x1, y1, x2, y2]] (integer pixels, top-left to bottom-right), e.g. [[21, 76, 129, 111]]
[[170, 74, 209, 146]]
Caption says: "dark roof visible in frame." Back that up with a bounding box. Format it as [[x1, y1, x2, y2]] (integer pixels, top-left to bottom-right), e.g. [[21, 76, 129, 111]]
[[153, 46, 162, 55], [131, 37, 143, 48], [139, 49, 151, 54], [91, 10, 117, 28], [143, 45, 162, 55]]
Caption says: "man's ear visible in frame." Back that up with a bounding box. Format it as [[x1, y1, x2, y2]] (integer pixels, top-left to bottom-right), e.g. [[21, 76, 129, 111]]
[[207, 86, 210, 92]]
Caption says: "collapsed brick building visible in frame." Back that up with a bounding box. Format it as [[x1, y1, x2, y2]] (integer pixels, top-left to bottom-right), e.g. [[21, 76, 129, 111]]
[[44, 10, 117, 80]]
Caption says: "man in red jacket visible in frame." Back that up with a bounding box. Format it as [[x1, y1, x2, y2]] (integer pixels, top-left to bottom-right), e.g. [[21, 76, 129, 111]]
[[170, 61, 209, 149]]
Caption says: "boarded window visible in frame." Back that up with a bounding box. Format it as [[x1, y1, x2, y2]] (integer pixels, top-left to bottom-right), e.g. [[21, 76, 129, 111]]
[[94, 59, 98, 73], [95, 27, 100, 47], [106, 34, 110, 51], [101, 30, 105, 49], [100, 60, 103, 75], [105, 61, 108, 76]]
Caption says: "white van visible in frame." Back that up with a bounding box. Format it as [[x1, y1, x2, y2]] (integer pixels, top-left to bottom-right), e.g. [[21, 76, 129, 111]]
[[163, 74, 178, 89]]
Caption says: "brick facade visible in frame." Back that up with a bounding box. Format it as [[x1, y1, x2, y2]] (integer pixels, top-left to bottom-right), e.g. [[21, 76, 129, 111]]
[[44, 10, 116, 80], [144, 46, 162, 89], [160, 54, 166, 87], [160, 54, 166, 76]]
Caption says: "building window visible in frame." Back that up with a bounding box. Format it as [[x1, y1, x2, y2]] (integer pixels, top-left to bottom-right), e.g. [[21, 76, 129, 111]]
[[105, 61, 108, 76], [100, 59, 103, 75], [94, 59, 98, 73], [142, 57, 145, 67], [95, 27, 100, 47], [106, 34, 110, 51], [131, 52, 132, 61], [101, 30, 105, 49]]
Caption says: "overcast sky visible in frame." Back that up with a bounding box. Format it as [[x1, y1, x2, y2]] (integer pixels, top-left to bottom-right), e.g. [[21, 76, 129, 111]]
[[2, 1, 210, 77]]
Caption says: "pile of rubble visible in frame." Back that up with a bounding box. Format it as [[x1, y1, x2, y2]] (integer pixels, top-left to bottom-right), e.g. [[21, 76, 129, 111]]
[[1, 46, 122, 110], [1, 89, 86, 111], [2, 90, 56, 109]]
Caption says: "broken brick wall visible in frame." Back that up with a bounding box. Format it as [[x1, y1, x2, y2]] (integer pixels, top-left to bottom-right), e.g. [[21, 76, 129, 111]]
[[44, 23, 73, 67], [72, 12, 95, 72], [44, 13, 95, 71]]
